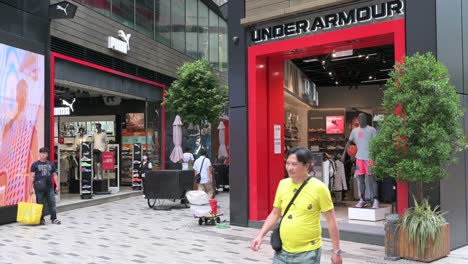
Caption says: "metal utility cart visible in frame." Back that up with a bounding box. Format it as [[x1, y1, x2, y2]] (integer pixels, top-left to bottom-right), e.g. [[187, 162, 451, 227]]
[[143, 170, 193, 209]]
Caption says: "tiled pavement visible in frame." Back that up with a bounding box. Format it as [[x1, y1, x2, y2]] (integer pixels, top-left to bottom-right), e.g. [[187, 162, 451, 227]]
[[1, 192, 467, 264]]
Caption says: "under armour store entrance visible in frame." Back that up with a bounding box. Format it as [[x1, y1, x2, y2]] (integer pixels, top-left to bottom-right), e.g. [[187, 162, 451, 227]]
[[283, 43, 397, 228], [51, 52, 166, 201]]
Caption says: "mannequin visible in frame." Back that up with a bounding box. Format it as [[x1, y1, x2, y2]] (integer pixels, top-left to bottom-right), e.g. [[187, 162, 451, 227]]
[[92, 123, 107, 179], [74, 127, 89, 152], [342, 113, 379, 208]]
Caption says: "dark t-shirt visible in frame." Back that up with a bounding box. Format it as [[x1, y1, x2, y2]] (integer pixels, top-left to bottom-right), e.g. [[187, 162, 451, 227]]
[[31, 160, 57, 188]]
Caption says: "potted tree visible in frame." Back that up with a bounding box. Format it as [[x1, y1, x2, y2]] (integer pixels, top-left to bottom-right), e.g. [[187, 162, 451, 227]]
[[370, 53, 465, 262], [164, 60, 228, 148]]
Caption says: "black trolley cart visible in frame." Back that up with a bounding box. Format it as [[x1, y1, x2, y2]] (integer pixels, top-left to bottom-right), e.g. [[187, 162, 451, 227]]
[[143, 170, 193, 209]]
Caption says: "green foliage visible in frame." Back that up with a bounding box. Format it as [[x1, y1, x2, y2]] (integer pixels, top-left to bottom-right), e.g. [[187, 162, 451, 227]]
[[400, 197, 446, 257], [164, 60, 228, 126], [370, 53, 465, 183]]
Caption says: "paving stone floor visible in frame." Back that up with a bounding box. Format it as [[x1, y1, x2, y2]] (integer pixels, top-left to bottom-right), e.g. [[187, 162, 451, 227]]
[[1, 192, 467, 264]]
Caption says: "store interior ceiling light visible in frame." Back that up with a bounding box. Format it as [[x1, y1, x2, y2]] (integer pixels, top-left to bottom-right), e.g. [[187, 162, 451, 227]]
[[361, 78, 389, 83], [293, 45, 394, 86], [332, 49, 353, 58]]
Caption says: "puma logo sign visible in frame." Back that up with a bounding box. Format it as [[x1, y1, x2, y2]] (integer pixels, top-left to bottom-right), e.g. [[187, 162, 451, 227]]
[[82, 143, 90, 149], [118, 30, 131, 51], [61, 98, 76, 112], [57, 4, 69, 16]]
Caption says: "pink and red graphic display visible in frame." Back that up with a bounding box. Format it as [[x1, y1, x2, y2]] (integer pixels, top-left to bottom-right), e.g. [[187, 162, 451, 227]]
[[0, 43, 45, 207], [326, 116, 345, 134]]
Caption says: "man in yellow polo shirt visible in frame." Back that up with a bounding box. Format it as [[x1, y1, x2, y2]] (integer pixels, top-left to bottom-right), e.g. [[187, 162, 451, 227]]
[[251, 148, 343, 264]]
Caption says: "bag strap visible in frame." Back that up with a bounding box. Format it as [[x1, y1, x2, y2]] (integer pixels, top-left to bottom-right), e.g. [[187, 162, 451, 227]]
[[280, 176, 311, 224], [198, 157, 206, 174]]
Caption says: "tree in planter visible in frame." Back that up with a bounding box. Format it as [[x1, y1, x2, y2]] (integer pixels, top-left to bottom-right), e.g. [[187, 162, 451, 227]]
[[371, 53, 464, 260], [370, 53, 465, 203], [164, 60, 228, 148]]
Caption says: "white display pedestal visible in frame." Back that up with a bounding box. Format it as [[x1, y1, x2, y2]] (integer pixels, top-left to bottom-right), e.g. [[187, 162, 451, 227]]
[[348, 206, 391, 221]]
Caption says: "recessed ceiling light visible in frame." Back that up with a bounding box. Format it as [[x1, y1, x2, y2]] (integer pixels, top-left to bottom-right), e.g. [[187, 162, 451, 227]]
[[303, 58, 319, 63], [335, 81, 339, 85], [369, 76, 373, 79], [329, 72, 333, 76]]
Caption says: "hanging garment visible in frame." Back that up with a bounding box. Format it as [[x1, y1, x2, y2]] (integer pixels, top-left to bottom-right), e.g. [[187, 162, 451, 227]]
[[333, 160, 348, 192], [322, 159, 336, 191]]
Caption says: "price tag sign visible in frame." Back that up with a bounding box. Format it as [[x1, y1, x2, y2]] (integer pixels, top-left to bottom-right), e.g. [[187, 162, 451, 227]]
[[102, 152, 114, 170]]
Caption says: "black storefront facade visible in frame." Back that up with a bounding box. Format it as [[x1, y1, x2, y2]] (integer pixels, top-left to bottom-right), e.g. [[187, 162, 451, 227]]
[[229, 0, 468, 248]]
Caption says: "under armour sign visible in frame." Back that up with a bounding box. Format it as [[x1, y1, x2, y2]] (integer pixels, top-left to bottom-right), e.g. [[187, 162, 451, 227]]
[[250, 0, 404, 44]]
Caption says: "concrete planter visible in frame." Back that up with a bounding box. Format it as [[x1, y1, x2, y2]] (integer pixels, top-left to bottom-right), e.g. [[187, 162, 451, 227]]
[[398, 223, 450, 262]]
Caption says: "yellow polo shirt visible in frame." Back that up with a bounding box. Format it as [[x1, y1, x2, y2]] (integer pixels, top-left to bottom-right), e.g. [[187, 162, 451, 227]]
[[273, 177, 333, 253]]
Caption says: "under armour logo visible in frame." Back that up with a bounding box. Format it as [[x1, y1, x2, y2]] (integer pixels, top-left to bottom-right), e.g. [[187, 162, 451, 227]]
[[56, 3, 69, 15], [61, 98, 76, 112], [118, 30, 131, 51]]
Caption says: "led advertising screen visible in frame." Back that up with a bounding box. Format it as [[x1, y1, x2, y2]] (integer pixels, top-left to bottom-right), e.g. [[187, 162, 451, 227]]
[[0, 43, 45, 207], [326, 116, 345, 134]]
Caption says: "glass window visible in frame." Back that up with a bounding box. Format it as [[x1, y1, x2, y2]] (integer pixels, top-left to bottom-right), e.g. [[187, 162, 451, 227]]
[[112, 0, 134, 28], [198, 1, 209, 60], [171, 0, 186, 53], [219, 18, 228, 72], [136, 0, 154, 37], [155, 0, 171, 46], [83, 0, 111, 16], [186, 0, 198, 58], [209, 10, 219, 69]]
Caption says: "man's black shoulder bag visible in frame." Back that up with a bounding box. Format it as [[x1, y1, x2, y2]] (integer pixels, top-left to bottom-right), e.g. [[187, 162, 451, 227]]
[[271, 177, 311, 252]]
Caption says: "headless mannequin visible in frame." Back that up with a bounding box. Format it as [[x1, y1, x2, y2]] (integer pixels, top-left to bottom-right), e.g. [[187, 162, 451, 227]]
[[74, 128, 89, 152], [343, 113, 379, 208], [93, 123, 107, 180]]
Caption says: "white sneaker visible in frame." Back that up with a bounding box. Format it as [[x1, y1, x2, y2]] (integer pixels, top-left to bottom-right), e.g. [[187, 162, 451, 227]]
[[372, 199, 380, 209], [355, 200, 367, 208]]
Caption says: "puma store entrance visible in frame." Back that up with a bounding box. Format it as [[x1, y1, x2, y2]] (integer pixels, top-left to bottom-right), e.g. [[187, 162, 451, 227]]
[[51, 52, 166, 201]]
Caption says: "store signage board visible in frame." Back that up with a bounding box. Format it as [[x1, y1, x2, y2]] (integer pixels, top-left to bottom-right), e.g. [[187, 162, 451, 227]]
[[249, 0, 404, 45], [102, 152, 114, 170], [326, 116, 345, 134], [54, 107, 70, 116], [108, 30, 131, 54]]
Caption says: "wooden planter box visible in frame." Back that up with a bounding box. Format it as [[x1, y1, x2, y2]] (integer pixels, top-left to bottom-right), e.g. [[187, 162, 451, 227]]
[[398, 223, 450, 262]]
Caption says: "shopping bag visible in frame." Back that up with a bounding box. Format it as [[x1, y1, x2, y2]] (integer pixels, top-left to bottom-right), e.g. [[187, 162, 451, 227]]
[[17, 202, 43, 225]]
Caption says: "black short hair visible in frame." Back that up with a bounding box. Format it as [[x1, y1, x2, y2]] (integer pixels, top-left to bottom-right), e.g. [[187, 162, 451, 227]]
[[286, 147, 313, 165], [199, 149, 207, 156], [39, 147, 49, 153], [184, 148, 191, 153]]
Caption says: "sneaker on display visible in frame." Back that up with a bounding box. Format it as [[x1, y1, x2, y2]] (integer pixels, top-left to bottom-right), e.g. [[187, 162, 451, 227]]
[[355, 200, 367, 208], [80, 162, 92, 167], [81, 157, 92, 162], [372, 199, 380, 209]]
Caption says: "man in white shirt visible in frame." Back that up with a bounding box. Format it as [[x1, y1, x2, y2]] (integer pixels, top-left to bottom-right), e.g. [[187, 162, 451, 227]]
[[193, 149, 214, 198]]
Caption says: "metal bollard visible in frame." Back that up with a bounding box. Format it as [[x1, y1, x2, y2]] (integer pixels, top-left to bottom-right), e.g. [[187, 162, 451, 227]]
[[384, 214, 401, 261]]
